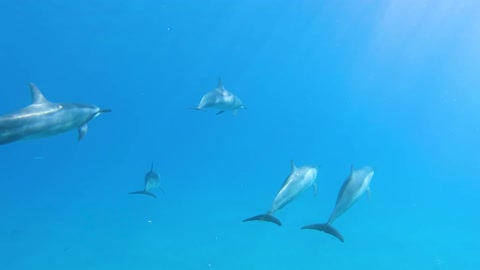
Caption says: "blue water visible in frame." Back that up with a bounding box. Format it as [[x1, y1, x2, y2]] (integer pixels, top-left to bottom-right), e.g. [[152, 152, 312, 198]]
[[1, 0, 479, 269]]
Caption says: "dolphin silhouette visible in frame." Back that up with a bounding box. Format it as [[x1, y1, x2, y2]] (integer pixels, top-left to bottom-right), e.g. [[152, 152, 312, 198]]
[[128, 162, 164, 198], [243, 161, 318, 226], [301, 166, 375, 242], [189, 78, 246, 115], [0, 83, 110, 145]]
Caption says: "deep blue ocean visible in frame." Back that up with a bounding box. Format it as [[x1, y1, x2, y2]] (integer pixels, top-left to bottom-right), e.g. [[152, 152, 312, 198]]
[[1, 0, 479, 269]]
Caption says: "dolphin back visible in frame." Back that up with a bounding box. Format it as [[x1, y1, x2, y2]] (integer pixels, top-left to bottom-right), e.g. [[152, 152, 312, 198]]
[[301, 223, 344, 242]]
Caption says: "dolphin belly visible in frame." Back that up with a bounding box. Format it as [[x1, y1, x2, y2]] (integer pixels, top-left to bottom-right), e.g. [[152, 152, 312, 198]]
[[271, 170, 317, 212]]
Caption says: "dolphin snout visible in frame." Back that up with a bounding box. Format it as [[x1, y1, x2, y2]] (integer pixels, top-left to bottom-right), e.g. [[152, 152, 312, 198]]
[[98, 109, 112, 113]]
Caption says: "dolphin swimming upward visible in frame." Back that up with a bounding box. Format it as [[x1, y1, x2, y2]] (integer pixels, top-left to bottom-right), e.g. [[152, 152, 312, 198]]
[[189, 78, 246, 115], [301, 166, 375, 242], [243, 161, 318, 226], [0, 83, 110, 145], [128, 162, 164, 198]]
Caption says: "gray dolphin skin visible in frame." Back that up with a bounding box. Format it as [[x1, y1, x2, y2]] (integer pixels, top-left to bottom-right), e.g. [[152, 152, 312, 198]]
[[0, 83, 111, 145], [301, 166, 375, 242], [189, 78, 246, 115], [128, 162, 164, 198], [243, 161, 318, 226]]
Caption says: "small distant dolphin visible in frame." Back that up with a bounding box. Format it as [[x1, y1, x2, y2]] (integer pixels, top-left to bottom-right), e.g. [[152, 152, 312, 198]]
[[128, 162, 164, 198], [189, 78, 246, 115], [243, 161, 318, 226], [301, 166, 375, 242], [0, 83, 110, 145]]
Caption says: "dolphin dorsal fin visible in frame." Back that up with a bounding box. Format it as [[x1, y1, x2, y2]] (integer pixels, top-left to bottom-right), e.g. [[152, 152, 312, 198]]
[[290, 160, 296, 171], [217, 77, 225, 90], [29, 83, 49, 104]]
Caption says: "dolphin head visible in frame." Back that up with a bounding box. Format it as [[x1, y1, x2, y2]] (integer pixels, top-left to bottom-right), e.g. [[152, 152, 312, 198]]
[[93, 107, 112, 118], [145, 170, 159, 181], [58, 103, 111, 126], [363, 167, 374, 186], [144, 170, 160, 191], [234, 97, 247, 110], [356, 166, 374, 191]]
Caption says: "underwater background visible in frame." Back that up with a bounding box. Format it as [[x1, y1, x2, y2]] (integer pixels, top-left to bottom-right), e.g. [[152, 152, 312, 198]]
[[1, 0, 479, 269]]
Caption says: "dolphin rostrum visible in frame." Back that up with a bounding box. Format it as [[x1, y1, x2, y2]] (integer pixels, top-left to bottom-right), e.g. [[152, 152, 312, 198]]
[[301, 166, 375, 242], [189, 78, 246, 115], [243, 161, 318, 226], [128, 162, 164, 198], [0, 83, 110, 145]]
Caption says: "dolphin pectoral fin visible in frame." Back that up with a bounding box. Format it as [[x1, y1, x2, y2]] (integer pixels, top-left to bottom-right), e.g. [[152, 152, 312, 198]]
[[242, 214, 281, 226], [128, 190, 157, 198], [216, 110, 225, 115], [366, 187, 371, 201], [301, 223, 344, 243], [312, 182, 318, 197], [78, 124, 88, 141]]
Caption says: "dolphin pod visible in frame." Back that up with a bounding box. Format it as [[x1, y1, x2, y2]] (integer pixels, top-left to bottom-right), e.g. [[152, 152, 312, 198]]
[[0, 83, 110, 145], [2, 79, 377, 244], [301, 166, 375, 242]]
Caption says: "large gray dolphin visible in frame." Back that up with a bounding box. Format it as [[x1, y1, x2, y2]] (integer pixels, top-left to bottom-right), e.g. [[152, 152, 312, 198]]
[[301, 166, 375, 242], [189, 78, 246, 115], [0, 83, 110, 145], [243, 161, 318, 226], [128, 162, 164, 198]]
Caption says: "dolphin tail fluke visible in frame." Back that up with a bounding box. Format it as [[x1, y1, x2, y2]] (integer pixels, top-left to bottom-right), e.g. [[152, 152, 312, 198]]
[[301, 223, 344, 243], [242, 213, 281, 226], [128, 190, 157, 198]]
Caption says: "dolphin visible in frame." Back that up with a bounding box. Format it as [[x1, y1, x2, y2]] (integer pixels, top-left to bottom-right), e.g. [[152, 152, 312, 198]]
[[189, 78, 246, 115], [128, 162, 164, 198], [243, 161, 318, 226], [0, 83, 110, 145], [301, 166, 375, 242]]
